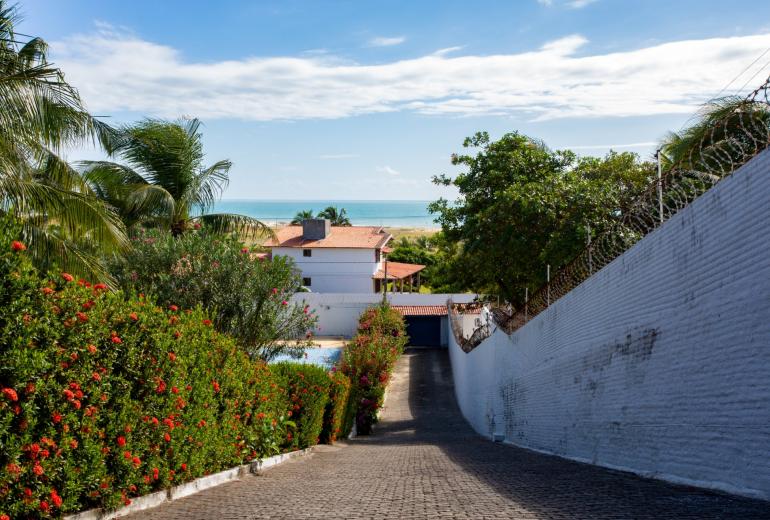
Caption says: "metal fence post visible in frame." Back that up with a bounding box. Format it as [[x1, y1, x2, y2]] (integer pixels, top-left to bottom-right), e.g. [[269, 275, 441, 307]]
[[656, 149, 664, 225], [546, 264, 551, 306]]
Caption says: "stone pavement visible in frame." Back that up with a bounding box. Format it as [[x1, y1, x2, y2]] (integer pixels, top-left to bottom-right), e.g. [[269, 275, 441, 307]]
[[126, 348, 770, 519]]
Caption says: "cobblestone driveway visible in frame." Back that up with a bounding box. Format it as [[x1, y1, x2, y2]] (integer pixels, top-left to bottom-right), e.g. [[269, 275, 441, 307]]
[[127, 348, 770, 519]]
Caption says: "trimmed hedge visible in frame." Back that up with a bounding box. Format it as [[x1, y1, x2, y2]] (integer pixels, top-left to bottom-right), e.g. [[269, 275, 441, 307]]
[[339, 304, 408, 435], [270, 363, 330, 450], [0, 224, 336, 519]]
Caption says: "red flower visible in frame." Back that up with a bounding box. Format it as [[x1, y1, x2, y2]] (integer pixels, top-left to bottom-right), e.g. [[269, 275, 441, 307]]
[[61, 272, 74, 282], [212, 381, 220, 393], [1, 388, 18, 402], [123, 450, 131, 460], [152, 467, 159, 480], [51, 489, 63, 508], [93, 283, 107, 291], [1, 513, 10, 520], [72, 400, 81, 410], [6, 463, 21, 474], [129, 312, 138, 321], [202, 319, 212, 326], [197, 419, 206, 428], [117, 436, 126, 447], [11, 240, 26, 251], [40, 449, 50, 458], [88, 344, 97, 354], [168, 352, 177, 362], [24, 488, 33, 497], [271, 287, 278, 294], [169, 304, 179, 312], [40, 500, 50, 512], [69, 439, 78, 449], [76, 311, 89, 323], [180, 463, 187, 471], [156, 380, 167, 394], [164, 433, 171, 442], [171, 386, 179, 394], [241, 247, 249, 254], [173, 330, 181, 339], [92, 372, 102, 382], [41, 287, 54, 295], [281, 300, 288, 306], [111, 336, 123, 344], [33, 463, 44, 476], [82, 300, 95, 310], [132, 456, 141, 467]]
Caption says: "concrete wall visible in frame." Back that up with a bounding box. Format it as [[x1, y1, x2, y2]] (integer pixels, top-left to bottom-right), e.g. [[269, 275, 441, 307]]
[[448, 150, 770, 500], [294, 293, 477, 338], [274, 247, 379, 293]]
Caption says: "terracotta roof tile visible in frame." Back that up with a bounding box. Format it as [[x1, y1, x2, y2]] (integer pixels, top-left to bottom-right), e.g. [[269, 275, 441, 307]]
[[265, 225, 391, 249], [393, 305, 447, 316], [373, 261, 426, 280]]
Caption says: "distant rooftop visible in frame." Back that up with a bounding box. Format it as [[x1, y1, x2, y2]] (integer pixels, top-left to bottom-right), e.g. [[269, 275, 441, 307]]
[[265, 225, 391, 249]]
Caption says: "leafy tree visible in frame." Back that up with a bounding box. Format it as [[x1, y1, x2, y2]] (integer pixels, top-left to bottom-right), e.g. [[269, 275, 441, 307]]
[[0, 1, 127, 280], [109, 228, 316, 360], [317, 206, 351, 226], [291, 209, 315, 225], [82, 118, 270, 237], [429, 132, 653, 304]]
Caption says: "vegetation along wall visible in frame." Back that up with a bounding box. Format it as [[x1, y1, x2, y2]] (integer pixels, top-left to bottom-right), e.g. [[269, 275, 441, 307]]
[[448, 149, 770, 500]]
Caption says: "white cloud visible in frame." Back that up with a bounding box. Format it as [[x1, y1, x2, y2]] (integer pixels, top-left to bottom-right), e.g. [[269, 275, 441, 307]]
[[319, 153, 359, 159], [377, 166, 401, 176], [537, 0, 553, 5], [52, 27, 770, 122], [368, 35, 406, 47]]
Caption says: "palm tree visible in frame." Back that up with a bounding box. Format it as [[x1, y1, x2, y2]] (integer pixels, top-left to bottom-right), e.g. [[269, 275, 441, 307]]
[[291, 209, 314, 225], [660, 96, 770, 176], [82, 118, 271, 237], [0, 1, 128, 280], [317, 206, 351, 226]]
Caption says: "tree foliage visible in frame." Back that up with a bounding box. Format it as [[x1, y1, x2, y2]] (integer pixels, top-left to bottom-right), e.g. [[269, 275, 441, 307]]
[[316, 206, 351, 226], [429, 132, 653, 304], [109, 228, 317, 360]]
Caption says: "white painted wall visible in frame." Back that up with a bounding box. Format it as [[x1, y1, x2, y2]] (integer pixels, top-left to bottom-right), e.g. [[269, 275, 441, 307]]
[[274, 247, 380, 293], [448, 150, 770, 500], [293, 292, 477, 337]]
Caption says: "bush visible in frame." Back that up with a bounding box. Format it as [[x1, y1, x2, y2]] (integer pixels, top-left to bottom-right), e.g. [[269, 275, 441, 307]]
[[270, 363, 330, 450], [320, 371, 352, 444], [0, 222, 326, 518], [339, 304, 407, 435], [109, 229, 317, 360]]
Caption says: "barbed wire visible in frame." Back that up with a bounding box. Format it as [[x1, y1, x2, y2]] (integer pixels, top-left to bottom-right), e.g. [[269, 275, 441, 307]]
[[450, 74, 770, 350]]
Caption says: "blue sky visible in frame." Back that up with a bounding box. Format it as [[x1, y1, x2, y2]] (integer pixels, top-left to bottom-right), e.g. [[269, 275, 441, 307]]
[[19, 0, 770, 200]]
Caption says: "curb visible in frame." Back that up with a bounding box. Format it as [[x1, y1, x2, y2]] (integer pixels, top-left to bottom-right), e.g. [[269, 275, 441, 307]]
[[64, 448, 313, 520]]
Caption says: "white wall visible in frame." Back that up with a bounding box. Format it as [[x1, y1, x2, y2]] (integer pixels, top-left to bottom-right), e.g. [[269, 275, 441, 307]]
[[448, 150, 770, 500], [294, 293, 477, 337], [274, 247, 379, 293]]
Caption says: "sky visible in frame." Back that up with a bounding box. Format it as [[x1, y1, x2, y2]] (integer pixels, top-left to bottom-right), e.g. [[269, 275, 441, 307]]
[[18, 0, 770, 200]]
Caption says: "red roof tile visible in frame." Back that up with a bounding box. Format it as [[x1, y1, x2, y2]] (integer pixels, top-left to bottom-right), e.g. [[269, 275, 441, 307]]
[[265, 225, 391, 249], [373, 261, 426, 280], [393, 305, 448, 316]]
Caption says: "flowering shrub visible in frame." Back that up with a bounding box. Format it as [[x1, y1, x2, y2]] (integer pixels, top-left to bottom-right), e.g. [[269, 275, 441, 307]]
[[320, 371, 353, 444], [270, 363, 330, 450], [0, 220, 337, 518], [339, 304, 407, 434], [109, 229, 316, 360]]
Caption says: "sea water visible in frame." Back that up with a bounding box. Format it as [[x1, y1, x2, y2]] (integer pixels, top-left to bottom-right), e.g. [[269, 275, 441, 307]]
[[212, 199, 438, 228]]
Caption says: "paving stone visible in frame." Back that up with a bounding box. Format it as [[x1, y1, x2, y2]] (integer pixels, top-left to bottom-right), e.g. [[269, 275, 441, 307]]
[[124, 348, 770, 519]]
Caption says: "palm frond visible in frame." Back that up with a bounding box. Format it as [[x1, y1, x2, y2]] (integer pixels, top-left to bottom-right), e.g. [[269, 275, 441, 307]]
[[192, 213, 274, 239]]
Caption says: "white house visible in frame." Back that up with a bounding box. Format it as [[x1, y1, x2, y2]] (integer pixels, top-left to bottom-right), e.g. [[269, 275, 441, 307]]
[[265, 219, 425, 293]]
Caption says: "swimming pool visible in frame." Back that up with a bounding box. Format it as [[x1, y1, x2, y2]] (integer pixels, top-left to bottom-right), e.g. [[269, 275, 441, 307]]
[[270, 346, 343, 368]]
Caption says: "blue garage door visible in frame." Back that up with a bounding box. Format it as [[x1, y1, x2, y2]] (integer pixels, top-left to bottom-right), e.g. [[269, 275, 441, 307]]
[[404, 316, 442, 347]]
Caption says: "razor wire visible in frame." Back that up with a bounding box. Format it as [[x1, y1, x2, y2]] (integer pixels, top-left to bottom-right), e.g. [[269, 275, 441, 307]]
[[449, 76, 770, 351]]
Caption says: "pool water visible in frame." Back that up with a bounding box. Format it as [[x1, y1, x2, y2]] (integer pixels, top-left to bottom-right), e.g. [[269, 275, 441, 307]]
[[271, 347, 343, 368]]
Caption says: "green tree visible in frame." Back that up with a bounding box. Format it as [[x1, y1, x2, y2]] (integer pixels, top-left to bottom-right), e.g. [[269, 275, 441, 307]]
[[0, 1, 127, 279], [82, 118, 269, 237], [291, 209, 315, 225], [317, 206, 351, 226], [429, 132, 653, 304], [109, 228, 316, 360]]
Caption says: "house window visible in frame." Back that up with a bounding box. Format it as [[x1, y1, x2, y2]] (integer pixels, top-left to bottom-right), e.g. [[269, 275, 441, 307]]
[[375, 249, 381, 262], [303, 249, 312, 257], [303, 277, 312, 287]]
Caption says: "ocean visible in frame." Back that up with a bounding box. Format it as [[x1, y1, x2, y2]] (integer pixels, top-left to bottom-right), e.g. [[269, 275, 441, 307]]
[[212, 200, 439, 228]]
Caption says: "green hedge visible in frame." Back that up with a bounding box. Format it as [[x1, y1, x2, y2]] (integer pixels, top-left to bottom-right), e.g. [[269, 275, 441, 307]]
[[270, 363, 330, 450], [0, 223, 335, 519], [320, 371, 353, 444], [339, 304, 408, 435]]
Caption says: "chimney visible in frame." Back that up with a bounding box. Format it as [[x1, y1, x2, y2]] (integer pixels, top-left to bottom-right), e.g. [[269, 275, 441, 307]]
[[302, 218, 330, 240]]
